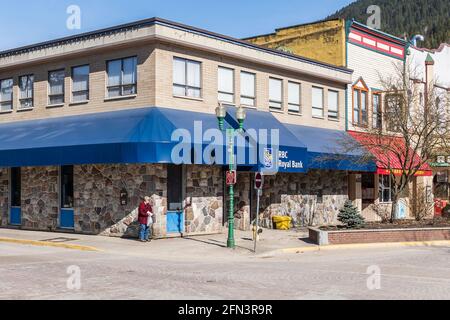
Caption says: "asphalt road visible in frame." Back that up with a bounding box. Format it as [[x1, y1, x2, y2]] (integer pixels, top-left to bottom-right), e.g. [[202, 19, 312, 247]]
[[0, 242, 449, 300]]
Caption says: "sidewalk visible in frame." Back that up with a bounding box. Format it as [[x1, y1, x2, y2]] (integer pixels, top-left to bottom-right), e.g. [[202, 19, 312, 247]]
[[0, 228, 315, 260]]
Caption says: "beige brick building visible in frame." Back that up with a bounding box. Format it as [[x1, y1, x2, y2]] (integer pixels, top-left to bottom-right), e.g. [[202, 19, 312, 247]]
[[0, 18, 376, 238]]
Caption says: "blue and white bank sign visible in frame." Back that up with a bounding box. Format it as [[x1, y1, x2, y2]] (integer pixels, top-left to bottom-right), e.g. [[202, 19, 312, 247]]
[[279, 150, 304, 170], [262, 147, 305, 174]]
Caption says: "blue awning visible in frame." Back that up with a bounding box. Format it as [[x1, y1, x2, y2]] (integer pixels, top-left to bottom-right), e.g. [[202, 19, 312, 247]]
[[0, 107, 219, 167], [225, 107, 308, 173], [0, 107, 309, 172], [285, 124, 376, 172]]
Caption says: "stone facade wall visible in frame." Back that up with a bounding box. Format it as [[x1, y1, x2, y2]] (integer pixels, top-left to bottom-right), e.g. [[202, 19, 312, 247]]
[[259, 170, 349, 228], [185, 165, 223, 234], [0, 169, 9, 227], [233, 172, 251, 231], [0, 164, 351, 236], [74, 164, 167, 238], [21, 166, 59, 231]]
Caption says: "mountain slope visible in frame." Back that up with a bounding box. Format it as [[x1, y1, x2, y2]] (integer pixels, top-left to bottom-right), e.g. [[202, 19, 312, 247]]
[[327, 0, 450, 49]]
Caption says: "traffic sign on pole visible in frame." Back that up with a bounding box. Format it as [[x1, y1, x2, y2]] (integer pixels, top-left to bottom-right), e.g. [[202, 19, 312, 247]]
[[255, 172, 264, 190], [254, 172, 264, 253], [226, 170, 237, 186]]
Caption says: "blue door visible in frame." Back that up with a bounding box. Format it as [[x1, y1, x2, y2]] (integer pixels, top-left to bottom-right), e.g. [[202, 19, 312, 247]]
[[10, 207, 21, 226], [167, 211, 184, 233], [167, 165, 184, 234], [60, 166, 74, 229], [10, 168, 22, 226], [60, 208, 75, 229]]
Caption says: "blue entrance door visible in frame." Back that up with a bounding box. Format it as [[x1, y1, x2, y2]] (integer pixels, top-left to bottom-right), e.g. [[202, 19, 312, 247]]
[[167, 211, 184, 233], [60, 166, 74, 229], [10, 168, 22, 226], [60, 208, 75, 229], [167, 165, 184, 234], [10, 207, 21, 225]]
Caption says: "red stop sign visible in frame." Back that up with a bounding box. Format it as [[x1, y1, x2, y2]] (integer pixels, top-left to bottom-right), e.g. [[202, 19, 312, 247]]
[[255, 173, 263, 190]]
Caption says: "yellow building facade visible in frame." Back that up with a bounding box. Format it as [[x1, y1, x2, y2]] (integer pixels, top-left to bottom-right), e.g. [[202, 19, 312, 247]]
[[245, 19, 347, 67]]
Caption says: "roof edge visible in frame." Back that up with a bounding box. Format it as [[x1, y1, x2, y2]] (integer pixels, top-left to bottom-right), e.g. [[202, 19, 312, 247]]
[[0, 17, 353, 75], [242, 18, 343, 40]]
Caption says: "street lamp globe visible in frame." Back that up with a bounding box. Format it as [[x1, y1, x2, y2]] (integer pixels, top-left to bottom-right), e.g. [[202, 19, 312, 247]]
[[216, 103, 227, 130], [236, 106, 246, 130]]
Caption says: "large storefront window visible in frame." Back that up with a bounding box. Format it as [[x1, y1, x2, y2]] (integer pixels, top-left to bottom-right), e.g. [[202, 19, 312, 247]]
[[61, 165, 74, 209], [434, 171, 449, 200], [362, 173, 375, 201], [379, 175, 393, 203]]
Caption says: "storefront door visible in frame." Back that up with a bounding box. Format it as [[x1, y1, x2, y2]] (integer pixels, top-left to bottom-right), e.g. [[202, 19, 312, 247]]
[[166, 165, 184, 234], [60, 165, 74, 229], [10, 167, 21, 226]]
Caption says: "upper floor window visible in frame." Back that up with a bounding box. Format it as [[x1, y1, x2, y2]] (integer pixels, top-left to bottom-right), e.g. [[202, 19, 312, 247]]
[[48, 69, 65, 105], [19, 75, 34, 109], [72, 65, 89, 103], [107, 57, 137, 98], [353, 89, 369, 126], [288, 82, 301, 113], [218, 67, 234, 104], [328, 90, 339, 120], [269, 78, 283, 110], [0, 78, 13, 111], [240, 71, 256, 107], [312, 86, 324, 118], [372, 93, 382, 129], [173, 57, 201, 98], [385, 94, 403, 132]]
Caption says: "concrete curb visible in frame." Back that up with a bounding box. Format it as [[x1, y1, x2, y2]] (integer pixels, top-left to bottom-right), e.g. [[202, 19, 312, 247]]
[[0, 237, 101, 252], [280, 240, 450, 254]]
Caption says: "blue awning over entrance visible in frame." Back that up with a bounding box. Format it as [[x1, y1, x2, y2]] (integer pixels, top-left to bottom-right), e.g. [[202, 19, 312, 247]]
[[0, 107, 219, 167], [0, 107, 309, 172], [285, 124, 376, 172], [225, 107, 308, 173]]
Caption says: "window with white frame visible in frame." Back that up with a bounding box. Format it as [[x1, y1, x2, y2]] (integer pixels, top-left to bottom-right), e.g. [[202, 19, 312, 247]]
[[379, 175, 393, 203], [328, 90, 339, 120], [173, 57, 201, 98], [372, 93, 382, 129], [72, 65, 89, 103], [48, 70, 65, 105], [107, 57, 137, 98], [0, 78, 13, 111], [385, 94, 402, 132], [240, 71, 256, 107], [353, 86, 368, 126], [218, 67, 234, 103], [269, 77, 283, 110], [288, 81, 301, 113], [19, 75, 34, 109], [312, 87, 324, 118]]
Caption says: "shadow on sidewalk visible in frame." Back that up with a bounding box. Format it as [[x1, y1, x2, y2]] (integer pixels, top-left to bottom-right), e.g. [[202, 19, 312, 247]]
[[182, 237, 254, 253]]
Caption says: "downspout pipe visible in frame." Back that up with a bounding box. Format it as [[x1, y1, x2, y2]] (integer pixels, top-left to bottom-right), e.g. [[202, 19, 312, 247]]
[[345, 20, 353, 132]]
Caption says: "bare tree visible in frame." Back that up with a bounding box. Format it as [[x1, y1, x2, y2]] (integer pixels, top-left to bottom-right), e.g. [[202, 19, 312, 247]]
[[325, 62, 449, 223]]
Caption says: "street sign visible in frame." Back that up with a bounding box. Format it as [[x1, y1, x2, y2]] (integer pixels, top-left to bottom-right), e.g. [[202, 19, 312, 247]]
[[226, 170, 237, 186], [255, 172, 264, 190], [253, 172, 264, 253]]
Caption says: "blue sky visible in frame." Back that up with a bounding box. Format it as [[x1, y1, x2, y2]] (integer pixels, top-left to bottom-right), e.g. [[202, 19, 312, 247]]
[[0, 0, 356, 51]]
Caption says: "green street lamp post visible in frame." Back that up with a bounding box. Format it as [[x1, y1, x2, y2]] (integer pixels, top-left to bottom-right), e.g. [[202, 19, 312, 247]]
[[215, 103, 246, 249]]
